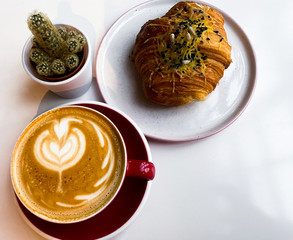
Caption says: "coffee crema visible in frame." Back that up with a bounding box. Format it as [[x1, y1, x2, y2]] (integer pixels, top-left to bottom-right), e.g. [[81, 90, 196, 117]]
[[11, 106, 126, 223]]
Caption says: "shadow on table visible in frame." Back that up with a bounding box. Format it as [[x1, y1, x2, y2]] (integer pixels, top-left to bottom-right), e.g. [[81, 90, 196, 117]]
[[36, 78, 104, 117]]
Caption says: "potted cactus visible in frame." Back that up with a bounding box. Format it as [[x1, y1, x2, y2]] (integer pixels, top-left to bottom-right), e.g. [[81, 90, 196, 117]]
[[26, 11, 88, 81]]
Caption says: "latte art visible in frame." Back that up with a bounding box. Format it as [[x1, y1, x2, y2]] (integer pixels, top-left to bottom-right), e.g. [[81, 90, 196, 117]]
[[11, 107, 126, 223], [34, 118, 86, 192]]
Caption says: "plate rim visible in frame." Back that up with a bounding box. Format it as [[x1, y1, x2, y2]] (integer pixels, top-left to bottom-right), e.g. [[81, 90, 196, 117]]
[[95, 0, 257, 142]]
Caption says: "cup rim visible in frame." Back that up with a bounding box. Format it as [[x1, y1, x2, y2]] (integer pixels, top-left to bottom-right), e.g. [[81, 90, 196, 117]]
[[11, 105, 128, 224], [22, 23, 92, 86]]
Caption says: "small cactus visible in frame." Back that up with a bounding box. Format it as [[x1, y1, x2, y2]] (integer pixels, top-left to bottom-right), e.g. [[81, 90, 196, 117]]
[[36, 62, 53, 77], [27, 12, 64, 57], [29, 48, 53, 64], [68, 30, 77, 39], [29, 48, 45, 64], [51, 59, 66, 75], [76, 34, 86, 51], [27, 11, 87, 79], [57, 26, 68, 40], [66, 38, 80, 54], [64, 54, 79, 70]]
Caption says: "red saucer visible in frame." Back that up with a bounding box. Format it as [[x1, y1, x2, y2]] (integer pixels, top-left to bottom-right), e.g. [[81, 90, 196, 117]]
[[16, 101, 152, 240]]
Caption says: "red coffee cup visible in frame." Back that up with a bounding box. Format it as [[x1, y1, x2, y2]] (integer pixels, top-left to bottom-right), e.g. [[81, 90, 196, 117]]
[[11, 106, 155, 224]]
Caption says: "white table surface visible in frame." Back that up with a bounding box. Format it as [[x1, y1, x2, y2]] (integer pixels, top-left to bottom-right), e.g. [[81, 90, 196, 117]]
[[1, 0, 293, 239]]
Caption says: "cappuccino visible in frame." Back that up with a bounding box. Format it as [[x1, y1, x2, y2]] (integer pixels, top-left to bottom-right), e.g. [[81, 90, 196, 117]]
[[11, 106, 126, 223]]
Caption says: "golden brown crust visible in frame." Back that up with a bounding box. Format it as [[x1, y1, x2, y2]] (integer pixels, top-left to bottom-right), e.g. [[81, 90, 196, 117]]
[[133, 1, 232, 106]]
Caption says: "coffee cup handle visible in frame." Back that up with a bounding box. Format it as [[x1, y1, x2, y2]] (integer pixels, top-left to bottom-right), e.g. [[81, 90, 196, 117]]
[[126, 160, 155, 180]]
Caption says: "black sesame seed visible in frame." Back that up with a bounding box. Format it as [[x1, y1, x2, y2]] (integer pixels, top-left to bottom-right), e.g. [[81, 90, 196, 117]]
[[206, 37, 210, 40]]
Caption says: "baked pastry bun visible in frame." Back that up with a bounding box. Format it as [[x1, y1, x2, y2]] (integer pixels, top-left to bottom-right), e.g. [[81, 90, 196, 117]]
[[133, 1, 232, 106]]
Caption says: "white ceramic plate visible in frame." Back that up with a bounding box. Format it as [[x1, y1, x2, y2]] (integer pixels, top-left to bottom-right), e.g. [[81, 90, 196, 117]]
[[96, 0, 257, 142]]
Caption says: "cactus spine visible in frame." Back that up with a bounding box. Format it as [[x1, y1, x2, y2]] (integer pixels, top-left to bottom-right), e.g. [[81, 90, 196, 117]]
[[27, 11, 86, 78]]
